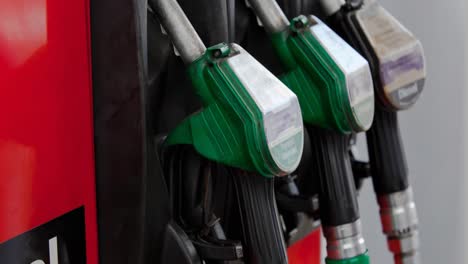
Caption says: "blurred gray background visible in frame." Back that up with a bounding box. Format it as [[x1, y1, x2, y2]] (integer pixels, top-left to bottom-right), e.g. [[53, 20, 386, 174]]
[[340, 0, 467, 263]]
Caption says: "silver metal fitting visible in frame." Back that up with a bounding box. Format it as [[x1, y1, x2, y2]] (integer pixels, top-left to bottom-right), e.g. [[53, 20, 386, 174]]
[[378, 188, 420, 264], [394, 253, 421, 264], [378, 188, 418, 236], [388, 231, 420, 264], [323, 219, 367, 259]]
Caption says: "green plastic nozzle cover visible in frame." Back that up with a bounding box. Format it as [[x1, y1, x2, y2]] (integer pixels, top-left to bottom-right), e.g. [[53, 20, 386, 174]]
[[166, 43, 304, 177], [271, 15, 374, 133]]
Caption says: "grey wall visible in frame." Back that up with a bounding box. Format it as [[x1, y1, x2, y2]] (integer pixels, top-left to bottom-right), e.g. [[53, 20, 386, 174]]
[[353, 0, 467, 263]]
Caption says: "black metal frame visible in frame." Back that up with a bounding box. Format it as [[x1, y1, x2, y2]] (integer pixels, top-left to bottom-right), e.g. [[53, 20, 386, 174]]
[[90, 0, 170, 263]]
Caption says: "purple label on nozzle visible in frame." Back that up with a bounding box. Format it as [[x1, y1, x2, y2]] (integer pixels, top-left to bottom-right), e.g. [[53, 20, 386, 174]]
[[380, 51, 424, 86]]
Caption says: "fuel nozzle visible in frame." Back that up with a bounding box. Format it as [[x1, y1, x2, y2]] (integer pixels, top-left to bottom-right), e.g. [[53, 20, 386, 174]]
[[369, 108, 421, 264], [246, 0, 374, 133], [244, 1, 375, 263], [322, 1, 426, 263], [150, 0, 305, 262], [150, 0, 304, 176]]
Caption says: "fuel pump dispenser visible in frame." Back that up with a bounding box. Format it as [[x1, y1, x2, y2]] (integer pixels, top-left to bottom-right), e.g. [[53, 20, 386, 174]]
[[150, 0, 305, 262], [322, 0, 426, 263], [243, 1, 375, 263]]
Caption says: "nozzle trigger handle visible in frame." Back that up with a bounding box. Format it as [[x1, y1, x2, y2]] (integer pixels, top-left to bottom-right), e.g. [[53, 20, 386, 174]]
[[366, 108, 409, 195], [231, 170, 288, 264], [306, 126, 360, 227]]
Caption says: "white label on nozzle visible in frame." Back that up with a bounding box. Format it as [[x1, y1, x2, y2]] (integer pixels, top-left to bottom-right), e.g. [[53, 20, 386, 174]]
[[309, 16, 374, 130], [227, 44, 304, 174], [356, 2, 425, 108]]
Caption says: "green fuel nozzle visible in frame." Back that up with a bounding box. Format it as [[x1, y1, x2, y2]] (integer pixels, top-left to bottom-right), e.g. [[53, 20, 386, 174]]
[[323, 0, 426, 263], [246, 0, 374, 133], [151, 0, 304, 262], [152, 0, 304, 178], [165, 43, 304, 177], [280, 15, 374, 132], [245, 1, 374, 263]]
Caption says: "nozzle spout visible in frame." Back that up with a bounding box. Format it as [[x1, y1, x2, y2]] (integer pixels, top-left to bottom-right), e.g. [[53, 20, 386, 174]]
[[150, 0, 206, 64], [246, 0, 289, 33]]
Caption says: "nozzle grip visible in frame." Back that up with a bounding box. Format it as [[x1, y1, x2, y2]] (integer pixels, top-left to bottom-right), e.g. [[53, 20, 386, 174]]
[[366, 108, 409, 194], [231, 170, 287, 264], [306, 126, 359, 227]]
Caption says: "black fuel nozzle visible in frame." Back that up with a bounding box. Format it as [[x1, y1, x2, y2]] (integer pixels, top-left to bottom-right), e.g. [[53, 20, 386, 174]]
[[322, 1, 425, 262]]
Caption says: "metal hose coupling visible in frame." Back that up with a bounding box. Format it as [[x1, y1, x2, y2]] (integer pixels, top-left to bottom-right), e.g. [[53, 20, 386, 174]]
[[378, 188, 420, 264], [323, 219, 367, 260]]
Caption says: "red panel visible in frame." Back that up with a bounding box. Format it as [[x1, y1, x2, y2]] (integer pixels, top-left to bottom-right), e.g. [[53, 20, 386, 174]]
[[0, 0, 97, 262], [288, 228, 322, 264]]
